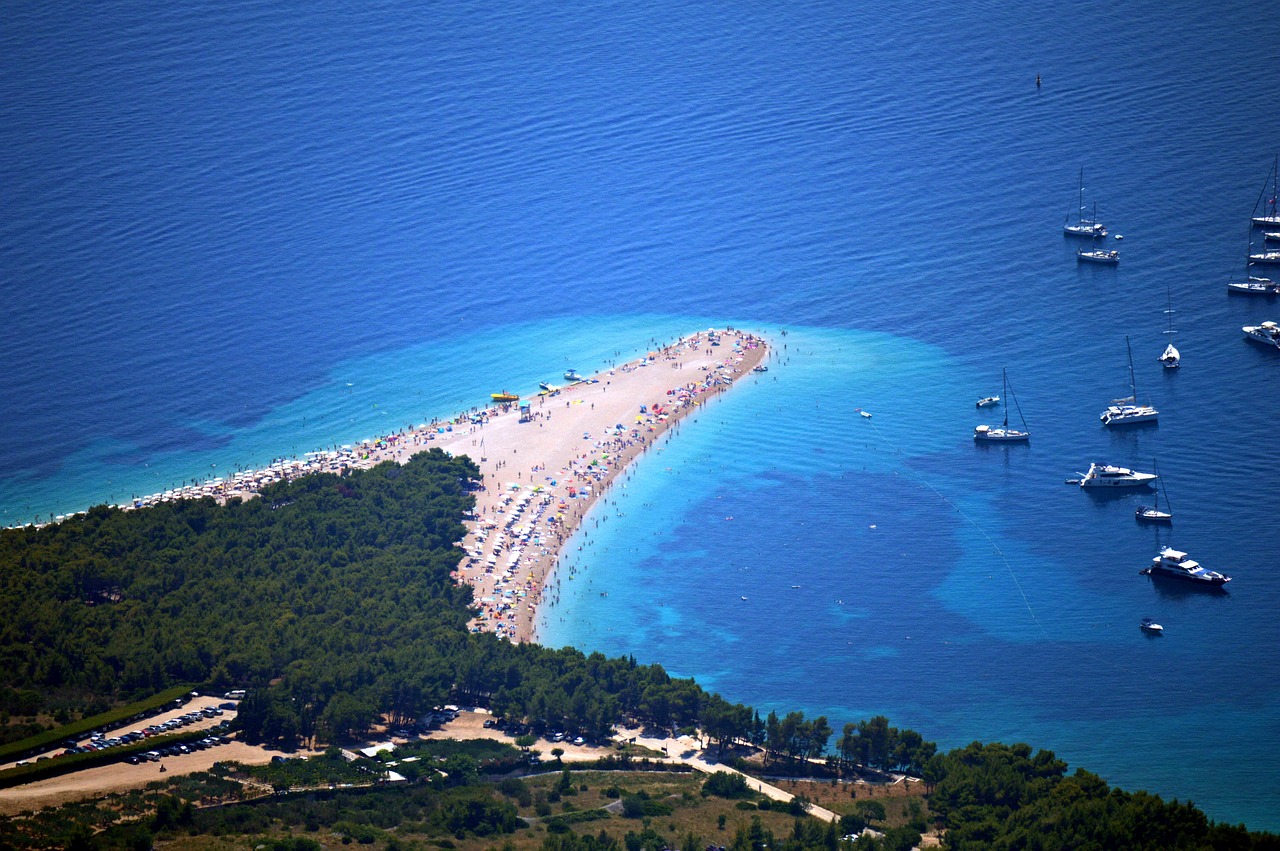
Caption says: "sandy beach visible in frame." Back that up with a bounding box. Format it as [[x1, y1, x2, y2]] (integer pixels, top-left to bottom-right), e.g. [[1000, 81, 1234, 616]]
[[430, 328, 768, 642], [0, 328, 767, 812], [40, 328, 766, 642]]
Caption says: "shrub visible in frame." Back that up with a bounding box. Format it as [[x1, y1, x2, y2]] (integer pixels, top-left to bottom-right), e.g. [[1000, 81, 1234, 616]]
[[854, 800, 886, 823], [702, 771, 750, 799], [621, 795, 647, 818]]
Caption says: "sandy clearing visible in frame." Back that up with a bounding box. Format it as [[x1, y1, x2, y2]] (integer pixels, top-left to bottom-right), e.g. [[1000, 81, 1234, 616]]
[[0, 739, 313, 817]]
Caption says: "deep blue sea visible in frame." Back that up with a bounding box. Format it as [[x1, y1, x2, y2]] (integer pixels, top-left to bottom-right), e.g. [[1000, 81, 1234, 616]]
[[4, 0, 1280, 830]]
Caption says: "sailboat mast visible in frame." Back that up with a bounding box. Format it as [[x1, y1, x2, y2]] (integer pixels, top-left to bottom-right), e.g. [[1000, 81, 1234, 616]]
[[1077, 167, 1085, 225], [1001, 369, 1009, 428], [1125, 335, 1138, 400], [1154, 459, 1171, 514], [1007, 372, 1028, 431], [1271, 155, 1279, 221]]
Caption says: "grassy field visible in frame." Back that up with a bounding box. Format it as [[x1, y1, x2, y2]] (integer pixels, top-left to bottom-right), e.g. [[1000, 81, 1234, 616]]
[[128, 766, 929, 850]]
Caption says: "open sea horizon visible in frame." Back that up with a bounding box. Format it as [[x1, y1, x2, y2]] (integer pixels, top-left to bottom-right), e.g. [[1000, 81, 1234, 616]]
[[4, 0, 1279, 830]]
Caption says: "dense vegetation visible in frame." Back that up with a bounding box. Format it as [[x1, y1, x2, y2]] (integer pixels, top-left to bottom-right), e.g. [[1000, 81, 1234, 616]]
[[0, 452, 736, 748], [0, 451, 475, 721], [925, 741, 1279, 850], [0, 452, 852, 761], [2, 450, 1276, 849]]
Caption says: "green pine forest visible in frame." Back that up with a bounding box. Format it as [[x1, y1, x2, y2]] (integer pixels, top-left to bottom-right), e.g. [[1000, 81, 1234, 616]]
[[1, 450, 1275, 849]]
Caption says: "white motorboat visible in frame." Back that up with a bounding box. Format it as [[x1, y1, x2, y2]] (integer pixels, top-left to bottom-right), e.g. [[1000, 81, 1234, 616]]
[[974, 370, 1029, 442], [1063, 168, 1108, 238], [1101, 337, 1158, 426], [1075, 463, 1158, 488], [1243, 320, 1280, 349], [976, 395, 1000, 408], [1265, 232, 1280, 242], [1140, 618, 1164, 634], [564, 369, 583, 382], [1248, 248, 1280, 264], [1158, 288, 1180, 369], [1078, 247, 1120, 264], [1141, 547, 1231, 587]]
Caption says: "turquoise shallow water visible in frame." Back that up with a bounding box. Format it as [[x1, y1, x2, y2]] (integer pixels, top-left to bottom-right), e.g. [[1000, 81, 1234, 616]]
[[3, 0, 1280, 829]]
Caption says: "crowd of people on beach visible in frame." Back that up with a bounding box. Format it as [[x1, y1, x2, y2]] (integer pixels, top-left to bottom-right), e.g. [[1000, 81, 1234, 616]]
[[455, 329, 766, 641], [23, 328, 768, 650]]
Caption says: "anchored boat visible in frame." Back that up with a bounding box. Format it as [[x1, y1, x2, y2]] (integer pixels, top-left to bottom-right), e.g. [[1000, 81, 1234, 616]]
[[1243, 320, 1280, 349], [1251, 155, 1280, 228], [1141, 547, 1231, 587], [1101, 337, 1158, 426], [1078, 247, 1120, 264], [1063, 167, 1108, 238], [1136, 460, 1172, 523], [1159, 288, 1180, 369], [974, 369, 1029, 442], [1074, 463, 1157, 488]]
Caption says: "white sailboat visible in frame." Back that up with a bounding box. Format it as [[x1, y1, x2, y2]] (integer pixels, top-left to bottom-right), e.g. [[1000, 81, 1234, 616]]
[[1226, 230, 1278, 295], [1159, 288, 1180, 369], [974, 369, 1029, 442], [1252, 155, 1280, 228], [1064, 168, 1108, 238], [1100, 336, 1158, 426], [1077, 246, 1120, 264], [1136, 459, 1172, 523]]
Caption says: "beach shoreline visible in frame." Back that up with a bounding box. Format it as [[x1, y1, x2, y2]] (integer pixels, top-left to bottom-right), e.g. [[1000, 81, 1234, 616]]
[[431, 328, 768, 642], [17, 328, 768, 645]]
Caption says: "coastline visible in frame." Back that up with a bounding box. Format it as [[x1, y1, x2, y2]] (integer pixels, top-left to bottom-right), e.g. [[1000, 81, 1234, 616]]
[[15, 328, 767, 645], [432, 328, 768, 642]]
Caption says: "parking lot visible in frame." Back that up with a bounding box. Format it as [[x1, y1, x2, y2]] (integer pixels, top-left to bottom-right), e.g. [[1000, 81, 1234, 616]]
[[2, 693, 239, 773]]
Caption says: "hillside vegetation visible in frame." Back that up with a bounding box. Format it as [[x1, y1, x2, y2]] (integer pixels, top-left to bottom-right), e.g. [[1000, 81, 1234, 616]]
[[1, 451, 1276, 849]]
